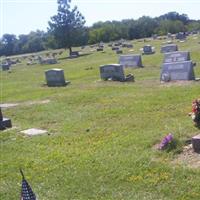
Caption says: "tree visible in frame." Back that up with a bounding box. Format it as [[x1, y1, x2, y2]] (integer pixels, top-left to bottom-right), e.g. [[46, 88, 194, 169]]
[[1, 34, 17, 56], [48, 0, 86, 54]]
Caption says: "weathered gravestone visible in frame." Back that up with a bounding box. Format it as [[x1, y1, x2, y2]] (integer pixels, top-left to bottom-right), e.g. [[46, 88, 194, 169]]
[[0, 107, 12, 130], [119, 54, 143, 68], [163, 51, 190, 63], [1, 63, 10, 71], [160, 61, 195, 82], [126, 44, 133, 48], [142, 45, 155, 55], [97, 47, 104, 51], [38, 56, 57, 64], [112, 46, 119, 51], [99, 64, 134, 82], [45, 69, 70, 87], [176, 32, 186, 40], [161, 44, 178, 53], [192, 134, 200, 153], [152, 34, 158, 40], [116, 49, 123, 54], [70, 51, 79, 58]]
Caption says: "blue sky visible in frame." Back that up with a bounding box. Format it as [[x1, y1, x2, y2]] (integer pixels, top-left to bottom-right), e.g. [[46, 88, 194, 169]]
[[1, 0, 200, 37]]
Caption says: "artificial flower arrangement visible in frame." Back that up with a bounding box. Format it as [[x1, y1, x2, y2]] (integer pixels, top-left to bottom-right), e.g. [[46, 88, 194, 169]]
[[158, 133, 173, 150], [189, 99, 200, 127]]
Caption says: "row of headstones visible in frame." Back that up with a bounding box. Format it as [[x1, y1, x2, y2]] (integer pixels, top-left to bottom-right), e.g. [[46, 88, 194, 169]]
[[153, 32, 189, 41], [160, 44, 196, 82], [43, 46, 197, 87], [45, 54, 143, 86], [1, 58, 22, 70]]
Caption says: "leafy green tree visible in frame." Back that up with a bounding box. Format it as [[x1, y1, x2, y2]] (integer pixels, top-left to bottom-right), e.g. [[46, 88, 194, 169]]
[[1, 34, 17, 56], [48, 0, 86, 54]]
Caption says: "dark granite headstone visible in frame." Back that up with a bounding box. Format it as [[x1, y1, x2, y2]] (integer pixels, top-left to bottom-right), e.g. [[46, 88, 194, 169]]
[[45, 69, 70, 87], [163, 51, 190, 63], [97, 47, 104, 51], [176, 32, 186, 40], [161, 44, 178, 53], [112, 47, 119, 51], [99, 64, 134, 82], [0, 108, 12, 130], [126, 44, 133, 48], [116, 49, 123, 54], [192, 134, 200, 153], [2, 63, 10, 71], [142, 45, 155, 55], [160, 61, 195, 82], [119, 54, 143, 68]]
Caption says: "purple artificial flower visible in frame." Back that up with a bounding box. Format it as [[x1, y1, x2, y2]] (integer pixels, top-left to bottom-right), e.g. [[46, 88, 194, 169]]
[[158, 133, 173, 150]]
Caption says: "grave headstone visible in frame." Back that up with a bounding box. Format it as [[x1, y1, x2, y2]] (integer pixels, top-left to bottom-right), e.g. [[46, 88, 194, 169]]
[[126, 44, 133, 48], [116, 49, 123, 54], [119, 54, 143, 68], [142, 45, 155, 55], [97, 47, 104, 51], [112, 46, 119, 51], [160, 61, 195, 82], [152, 34, 158, 40], [38, 56, 57, 64], [163, 51, 190, 63], [70, 51, 79, 58], [176, 32, 186, 40], [99, 64, 134, 82], [1, 63, 10, 71], [0, 107, 12, 130], [45, 69, 70, 87], [192, 134, 200, 153], [161, 44, 178, 53], [21, 128, 47, 136]]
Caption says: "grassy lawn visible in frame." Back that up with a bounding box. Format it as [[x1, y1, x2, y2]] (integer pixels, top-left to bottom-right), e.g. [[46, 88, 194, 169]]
[[0, 35, 200, 200]]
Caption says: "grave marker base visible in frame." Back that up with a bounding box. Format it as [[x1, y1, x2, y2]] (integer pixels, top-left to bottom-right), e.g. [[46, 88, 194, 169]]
[[0, 118, 12, 130]]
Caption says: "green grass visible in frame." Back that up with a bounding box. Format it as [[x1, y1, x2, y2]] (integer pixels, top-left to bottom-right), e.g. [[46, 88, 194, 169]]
[[0, 35, 200, 200]]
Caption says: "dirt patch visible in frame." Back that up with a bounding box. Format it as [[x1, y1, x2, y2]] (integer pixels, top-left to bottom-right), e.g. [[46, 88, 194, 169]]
[[172, 144, 200, 169], [0, 100, 50, 109]]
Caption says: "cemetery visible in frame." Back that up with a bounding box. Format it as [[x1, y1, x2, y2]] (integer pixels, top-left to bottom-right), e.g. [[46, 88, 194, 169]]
[[1, 2, 200, 199], [1, 34, 199, 200]]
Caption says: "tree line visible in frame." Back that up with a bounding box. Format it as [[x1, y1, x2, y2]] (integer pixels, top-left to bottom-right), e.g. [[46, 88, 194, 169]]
[[1, 10, 200, 56]]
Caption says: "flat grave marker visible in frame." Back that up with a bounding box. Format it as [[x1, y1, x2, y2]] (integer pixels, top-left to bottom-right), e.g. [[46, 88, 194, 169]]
[[21, 128, 47, 136]]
